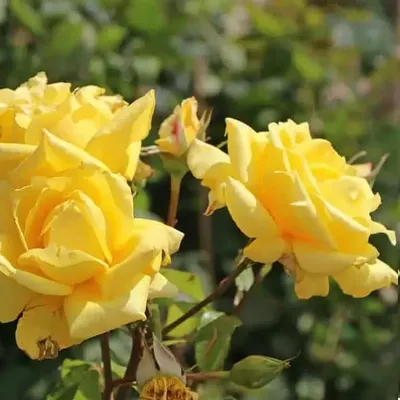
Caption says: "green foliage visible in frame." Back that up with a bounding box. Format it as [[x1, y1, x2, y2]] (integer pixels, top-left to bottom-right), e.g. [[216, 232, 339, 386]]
[[163, 269, 207, 337], [47, 360, 101, 400], [195, 314, 242, 371], [163, 269, 205, 302]]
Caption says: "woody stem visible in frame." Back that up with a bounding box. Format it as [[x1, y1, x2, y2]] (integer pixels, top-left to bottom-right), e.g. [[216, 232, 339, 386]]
[[115, 327, 143, 400], [166, 174, 183, 227], [162, 257, 252, 336], [100, 333, 113, 400]]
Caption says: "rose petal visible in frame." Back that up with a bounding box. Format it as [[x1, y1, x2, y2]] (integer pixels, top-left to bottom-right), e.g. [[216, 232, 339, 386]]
[[369, 221, 397, 245], [97, 240, 160, 299], [0, 143, 36, 179], [85, 90, 155, 179], [187, 139, 230, 180], [132, 218, 184, 259], [0, 254, 72, 295], [10, 130, 109, 188], [41, 198, 111, 263], [0, 271, 35, 323], [19, 245, 108, 285], [332, 259, 398, 297], [225, 177, 279, 239], [226, 118, 258, 182], [148, 273, 179, 299], [16, 295, 79, 359], [259, 170, 335, 247], [64, 276, 150, 339], [295, 271, 330, 299], [244, 237, 285, 264], [292, 241, 379, 275], [0, 182, 27, 264]]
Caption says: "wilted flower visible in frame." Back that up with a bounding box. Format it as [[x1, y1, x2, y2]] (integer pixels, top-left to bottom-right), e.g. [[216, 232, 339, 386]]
[[188, 118, 397, 299], [137, 335, 197, 400]]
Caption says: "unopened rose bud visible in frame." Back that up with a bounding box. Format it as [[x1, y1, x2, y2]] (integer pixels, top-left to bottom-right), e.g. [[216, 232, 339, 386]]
[[156, 98, 211, 180]]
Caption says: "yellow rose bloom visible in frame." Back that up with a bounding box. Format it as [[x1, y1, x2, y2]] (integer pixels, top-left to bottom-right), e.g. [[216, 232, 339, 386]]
[[188, 118, 397, 299], [156, 97, 200, 157], [0, 72, 154, 180], [0, 164, 183, 359]]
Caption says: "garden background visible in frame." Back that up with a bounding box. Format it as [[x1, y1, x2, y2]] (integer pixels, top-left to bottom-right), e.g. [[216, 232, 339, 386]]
[[0, 0, 399, 399]]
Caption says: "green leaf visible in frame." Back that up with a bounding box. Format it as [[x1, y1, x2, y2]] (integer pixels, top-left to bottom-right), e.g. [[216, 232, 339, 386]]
[[73, 370, 101, 400], [60, 360, 92, 381], [249, 5, 290, 37], [46, 21, 83, 57], [293, 48, 324, 82], [162, 270, 205, 302], [197, 311, 225, 330], [125, 0, 167, 33], [97, 25, 126, 51], [195, 315, 242, 371], [10, 0, 44, 35], [111, 361, 126, 379], [134, 189, 150, 211], [47, 359, 101, 400], [165, 302, 199, 338], [229, 355, 290, 390]]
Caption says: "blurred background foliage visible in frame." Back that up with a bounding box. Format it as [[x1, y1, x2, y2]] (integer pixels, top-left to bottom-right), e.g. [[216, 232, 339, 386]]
[[0, 0, 399, 399]]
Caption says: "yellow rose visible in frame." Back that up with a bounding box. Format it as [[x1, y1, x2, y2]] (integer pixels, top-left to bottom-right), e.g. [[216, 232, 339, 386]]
[[0, 72, 154, 180], [188, 118, 397, 298], [156, 97, 200, 157], [0, 164, 183, 359]]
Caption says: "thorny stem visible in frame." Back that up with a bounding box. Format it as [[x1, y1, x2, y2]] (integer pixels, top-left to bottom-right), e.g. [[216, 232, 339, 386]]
[[162, 257, 253, 336], [114, 327, 143, 400], [100, 333, 113, 400], [166, 174, 183, 227]]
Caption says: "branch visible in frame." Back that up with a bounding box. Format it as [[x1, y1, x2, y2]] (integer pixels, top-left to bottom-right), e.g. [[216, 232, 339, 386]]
[[114, 327, 142, 400], [100, 333, 113, 400], [162, 257, 252, 336], [186, 371, 229, 381]]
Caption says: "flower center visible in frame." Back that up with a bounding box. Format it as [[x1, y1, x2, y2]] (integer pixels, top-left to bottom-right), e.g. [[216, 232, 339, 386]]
[[140, 376, 197, 400]]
